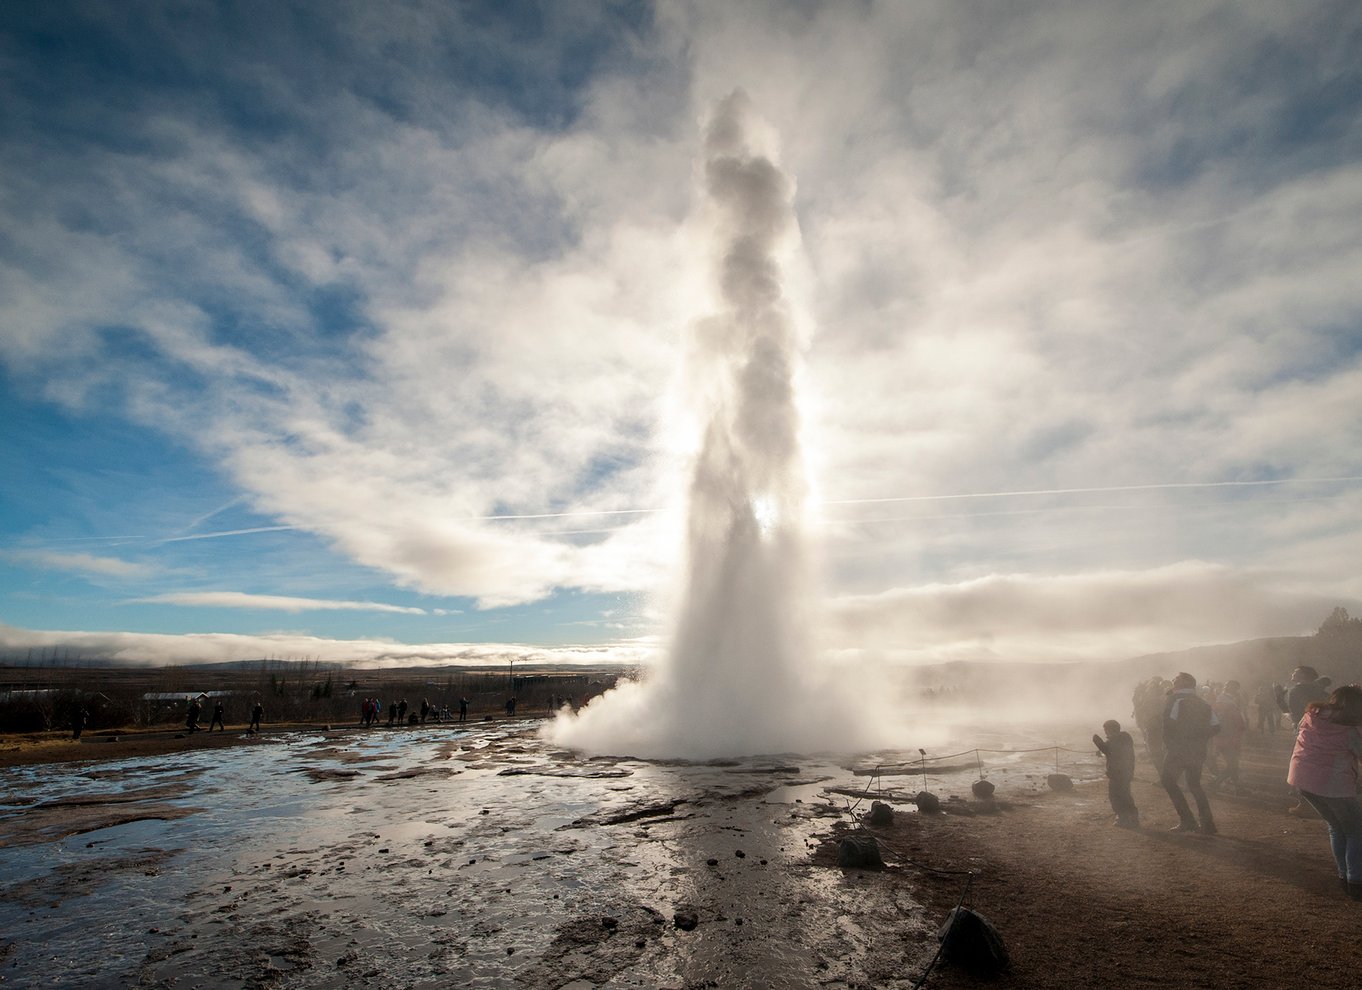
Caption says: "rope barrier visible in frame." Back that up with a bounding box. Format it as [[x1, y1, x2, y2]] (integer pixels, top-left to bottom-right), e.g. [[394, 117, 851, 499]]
[[867, 743, 1101, 768], [910, 871, 974, 990]]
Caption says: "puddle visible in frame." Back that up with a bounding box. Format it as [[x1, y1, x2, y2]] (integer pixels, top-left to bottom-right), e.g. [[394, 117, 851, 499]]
[[0, 721, 1101, 987]]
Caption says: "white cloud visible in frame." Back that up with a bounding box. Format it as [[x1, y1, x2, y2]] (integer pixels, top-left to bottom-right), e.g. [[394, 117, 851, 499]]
[[129, 591, 429, 615], [824, 561, 1353, 663], [3, 550, 153, 580]]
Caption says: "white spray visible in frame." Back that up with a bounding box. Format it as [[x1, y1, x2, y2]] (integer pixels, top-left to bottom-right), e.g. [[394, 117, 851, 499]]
[[548, 92, 893, 759]]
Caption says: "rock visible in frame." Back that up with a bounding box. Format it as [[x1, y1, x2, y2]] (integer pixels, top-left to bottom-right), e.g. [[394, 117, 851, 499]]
[[706, 858, 718, 866], [734, 850, 746, 858], [972, 780, 996, 799], [865, 800, 894, 825], [939, 906, 1009, 974], [915, 790, 942, 814], [1046, 773, 1073, 792], [836, 834, 883, 869], [674, 911, 699, 931], [601, 916, 618, 929]]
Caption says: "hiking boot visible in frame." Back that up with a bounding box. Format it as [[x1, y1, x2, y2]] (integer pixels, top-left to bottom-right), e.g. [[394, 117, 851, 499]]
[[1200, 822, 1217, 835], [1350, 882, 1362, 901]]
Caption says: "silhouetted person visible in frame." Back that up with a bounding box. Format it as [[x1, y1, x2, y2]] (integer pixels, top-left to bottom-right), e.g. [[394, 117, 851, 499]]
[[420, 698, 429, 724], [1255, 681, 1280, 733], [1210, 682, 1247, 794], [249, 702, 263, 733], [505, 697, 516, 716], [388, 701, 398, 727], [1094, 719, 1139, 828], [72, 707, 88, 740], [398, 699, 408, 724], [186, 698, 202, 734], [1161, 672, 1219, 834], [1133, 677, 1169, 769], [1285, 667, 1330, 729], [458, 697, 468, 723], [209, 700, 226, 732]]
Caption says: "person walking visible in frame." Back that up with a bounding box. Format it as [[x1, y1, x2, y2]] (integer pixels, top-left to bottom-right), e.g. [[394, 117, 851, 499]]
[[1288, 685, 1362, 898], [209, 700, 226, 732], [1161, 672, 1220, 834], [249, 701, 263, 733]]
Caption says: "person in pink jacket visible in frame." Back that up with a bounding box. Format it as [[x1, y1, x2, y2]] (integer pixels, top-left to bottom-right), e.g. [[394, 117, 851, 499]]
[[1287, 684, 1362, 898]]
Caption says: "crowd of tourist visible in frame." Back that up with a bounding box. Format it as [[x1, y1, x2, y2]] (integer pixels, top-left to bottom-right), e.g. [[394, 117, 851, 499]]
[[1102, 664, 1362, 899]]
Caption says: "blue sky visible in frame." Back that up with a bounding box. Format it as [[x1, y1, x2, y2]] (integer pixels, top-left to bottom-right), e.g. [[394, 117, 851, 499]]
[[2, 0, 1361, 667]]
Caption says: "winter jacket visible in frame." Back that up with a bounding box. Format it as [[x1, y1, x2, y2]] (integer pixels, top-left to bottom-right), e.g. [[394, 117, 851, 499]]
[[1162, 689, 1219, 760], [1287, 708, 1362, 797]]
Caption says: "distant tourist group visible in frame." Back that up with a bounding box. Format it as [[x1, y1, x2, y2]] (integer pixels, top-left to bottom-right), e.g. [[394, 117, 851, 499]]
[[181, 696, 264, 735], [1100, 665, 1362, 899], [358, 695, 476, 727]]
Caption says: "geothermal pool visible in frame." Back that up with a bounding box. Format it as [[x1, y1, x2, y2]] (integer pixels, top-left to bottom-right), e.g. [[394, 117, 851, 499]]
[[0, 720, 1102, 988]]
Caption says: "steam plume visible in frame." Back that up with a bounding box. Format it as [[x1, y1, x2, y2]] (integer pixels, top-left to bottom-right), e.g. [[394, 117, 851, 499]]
[[548, 92, 877, 758]]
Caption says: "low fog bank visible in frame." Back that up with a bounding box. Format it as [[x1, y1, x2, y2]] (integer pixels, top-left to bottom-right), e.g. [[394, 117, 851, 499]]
[[0, 623, 654, 671]]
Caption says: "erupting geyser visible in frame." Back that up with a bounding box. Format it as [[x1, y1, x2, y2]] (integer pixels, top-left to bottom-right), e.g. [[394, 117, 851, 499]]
[[548, 92, 873, 759]]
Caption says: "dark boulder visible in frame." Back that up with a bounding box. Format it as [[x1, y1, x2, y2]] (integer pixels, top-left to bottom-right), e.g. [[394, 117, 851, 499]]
[[915, 790, 942, 813], [1046, 773, 1073, 792], [939, 906, 1009, 974], [971, 779, 996, 799], [837, 834, 884, 869], [865, 800, 894, 825]]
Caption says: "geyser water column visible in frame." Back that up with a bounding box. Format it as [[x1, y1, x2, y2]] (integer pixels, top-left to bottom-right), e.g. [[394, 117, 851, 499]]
[[548, 92, 846, 759]]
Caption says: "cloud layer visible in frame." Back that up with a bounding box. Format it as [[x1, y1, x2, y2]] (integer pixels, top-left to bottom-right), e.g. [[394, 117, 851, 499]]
[[2, 1, 1360, 663]]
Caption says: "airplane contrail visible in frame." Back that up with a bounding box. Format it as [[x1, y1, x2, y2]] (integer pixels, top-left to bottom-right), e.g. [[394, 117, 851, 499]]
[[159, 525, 296, 543], [818, 476, 1362, 507]]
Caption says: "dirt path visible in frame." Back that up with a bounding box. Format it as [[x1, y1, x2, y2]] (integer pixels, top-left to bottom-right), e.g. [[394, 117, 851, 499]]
[[833, 731, 1356, 989]]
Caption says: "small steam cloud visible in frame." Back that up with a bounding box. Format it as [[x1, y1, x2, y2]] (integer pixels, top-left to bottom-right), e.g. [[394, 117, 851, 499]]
[[547, 93, 897, 759]]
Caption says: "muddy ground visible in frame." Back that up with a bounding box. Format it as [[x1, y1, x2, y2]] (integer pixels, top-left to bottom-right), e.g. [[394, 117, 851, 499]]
[[0, 718, 1349, 989]]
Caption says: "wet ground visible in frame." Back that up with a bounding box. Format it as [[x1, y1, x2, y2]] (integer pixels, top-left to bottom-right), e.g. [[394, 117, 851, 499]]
[[0, 720, 1102, 989]]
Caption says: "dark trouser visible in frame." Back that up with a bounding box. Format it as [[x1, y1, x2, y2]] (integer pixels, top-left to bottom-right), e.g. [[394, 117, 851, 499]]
[[1108, 776, 1139, 824], [1162, 752, 1214, 828]]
